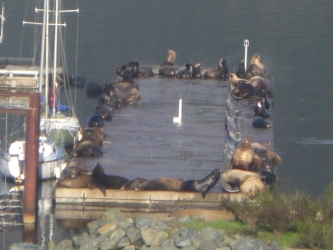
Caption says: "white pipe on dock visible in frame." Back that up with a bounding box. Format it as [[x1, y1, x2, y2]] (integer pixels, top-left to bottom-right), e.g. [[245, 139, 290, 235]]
[[173, 98, 182, 124], [244, 39, 249, 70]]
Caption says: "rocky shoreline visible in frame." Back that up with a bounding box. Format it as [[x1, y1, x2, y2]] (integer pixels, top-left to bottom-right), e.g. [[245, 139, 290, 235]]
[[10, 208, 282, 250]]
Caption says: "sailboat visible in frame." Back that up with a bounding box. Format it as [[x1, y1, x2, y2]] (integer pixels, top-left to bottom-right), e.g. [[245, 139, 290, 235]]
[[0, 0, 80, 182]]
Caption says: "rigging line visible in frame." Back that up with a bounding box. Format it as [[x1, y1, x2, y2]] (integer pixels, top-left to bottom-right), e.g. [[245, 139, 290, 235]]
[[74, 0, 80, 113]]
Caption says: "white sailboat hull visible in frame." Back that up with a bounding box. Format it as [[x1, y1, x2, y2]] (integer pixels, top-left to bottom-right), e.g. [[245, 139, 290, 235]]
[[0, 137, 66, 181], [40, 115, 80, 147]]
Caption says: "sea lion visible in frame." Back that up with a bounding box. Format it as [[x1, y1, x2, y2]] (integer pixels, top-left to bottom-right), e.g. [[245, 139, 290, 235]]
[[220, 169, 262, 192], [236, 60, 246, 79], [230, 137, 255, 170], [161, 49, 176, 66], [78, 127, 107, 142], [245, 53, 272, 82], [73, 141, 103, 157], [159, 49, 177, 77], [203, 59, 229, 80], [59, 163, 90, 179], [239, 176, 266, 198], [135, 178, 184, 191], [139, 67, 154, 78], [231, 82, 256, 98], [87, 114, 104, 128], [193, 62, 202, 78], [248, 76, 270, 98], [254, 98, 270, 119], [250, 142, 282, 172], [230, 73, 248, 88], [57, 174, 94, 189], [91, 163, 129, 189], [181, 168, 222, 198], [176, 63, 195, 78], [252, 116, 272, 129], [114, 70, 141, 105], [121, 178, 148, 190], [95, 104, 113, 121], [116, 61, 140, 78]]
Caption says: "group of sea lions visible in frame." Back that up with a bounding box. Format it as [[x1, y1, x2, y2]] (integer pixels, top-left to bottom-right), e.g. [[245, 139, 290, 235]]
[[230, 53, 273, 129], [56, 163, 223, 198]]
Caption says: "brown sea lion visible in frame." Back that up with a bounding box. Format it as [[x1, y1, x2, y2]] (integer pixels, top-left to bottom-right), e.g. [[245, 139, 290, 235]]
[[161, 49, 176, 66], [230, 73, 248, 88], [250, 142, 282, 172], [230, 137, 255, 170], [159, 49, 178, 76], [181, 168, 223, 198], [57, 174, 94, 189], [203, 58, 229, 80], [135, 178, 184, 191]]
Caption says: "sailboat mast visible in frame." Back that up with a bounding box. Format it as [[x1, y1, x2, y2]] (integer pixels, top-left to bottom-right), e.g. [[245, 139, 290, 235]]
[[52, 0, 59, 116]]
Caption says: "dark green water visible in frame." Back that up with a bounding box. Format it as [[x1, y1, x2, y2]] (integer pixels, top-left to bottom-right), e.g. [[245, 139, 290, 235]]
[[1, 0, 333, 247]]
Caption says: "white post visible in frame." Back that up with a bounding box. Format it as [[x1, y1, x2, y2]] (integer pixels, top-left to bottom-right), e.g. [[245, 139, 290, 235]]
[[0, 3, 5, 43], [244, 39, 249, 70], [173, 98, 182, 124]]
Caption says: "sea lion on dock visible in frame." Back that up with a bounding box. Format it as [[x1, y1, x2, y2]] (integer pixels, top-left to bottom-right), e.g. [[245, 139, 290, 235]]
[[95, 104, 113, 121], [159, 49, 177, 76], [87, 114, 105, 128], [91, 163, 129, 190], [252, 116, 272, 129], [221, 169, 277, 197], [135, 178, 184, 191], [250, 142, 282, 172], [181, 168, 222, 198], [56, 174, 94, 189], [230, 137, 255, 170], [236, 60, 246, 79], [116, 61, 140, 78], [176, 63, 195, 78], [254, 98, 270, 118], [231, 82, 256, 98], [203, 59, 229, 80], [73, 141, 103, 157], [239, 176, 266, 198]]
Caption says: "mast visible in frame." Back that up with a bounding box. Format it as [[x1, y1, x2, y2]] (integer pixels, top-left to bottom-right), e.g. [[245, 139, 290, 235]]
[[51, 0, 59, 116], [0, 3, 5, 43]]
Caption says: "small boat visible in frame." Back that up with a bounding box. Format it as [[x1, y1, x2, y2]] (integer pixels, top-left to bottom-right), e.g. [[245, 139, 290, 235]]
[[0, 0, 80, 181]]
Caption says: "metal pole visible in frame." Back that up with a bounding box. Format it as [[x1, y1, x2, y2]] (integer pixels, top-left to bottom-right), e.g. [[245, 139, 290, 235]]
[[23, 92, 40, 225], [244, 39, 249, 70]]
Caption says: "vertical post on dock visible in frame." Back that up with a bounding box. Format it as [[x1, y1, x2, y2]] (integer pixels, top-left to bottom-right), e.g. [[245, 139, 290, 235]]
[[23, 92, 40, 225], [244, 39, 249, 70]]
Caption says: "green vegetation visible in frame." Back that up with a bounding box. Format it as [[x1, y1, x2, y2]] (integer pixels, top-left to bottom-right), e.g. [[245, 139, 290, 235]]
[[183, 183, 333, 249]]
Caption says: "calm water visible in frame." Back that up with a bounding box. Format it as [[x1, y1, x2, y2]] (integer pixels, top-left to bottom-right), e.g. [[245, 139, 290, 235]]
[[1, 0, 333, 247]]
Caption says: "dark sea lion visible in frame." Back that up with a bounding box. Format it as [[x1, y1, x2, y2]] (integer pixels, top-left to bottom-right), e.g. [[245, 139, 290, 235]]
[[121, 178, 148, 190], [248, 76, 270, 98], [159, 65, 177, 76], [231, 137, 255, 170], [73, 141, 103, 157], [95, 105, 113, 121], [181, 168, 222, 198], [59, 163, 90, 179], [250, 142, 282, 172], [193, 62, 202, 78], [176, 63, 195, 78], [87, 114, 104, 128], [254, 98, 270, 118], [135, 178, 184, 191], [91, 163, 129, 189], [116, 61, 140, 78], [231, 82, 256, 98], [204, 59, 229, 80], [139, 67, 154, 78], [236, 60, 246, 79], [252, 116, 272, 129]]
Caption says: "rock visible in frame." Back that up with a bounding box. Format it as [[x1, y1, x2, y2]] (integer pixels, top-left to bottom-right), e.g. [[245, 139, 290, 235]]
[[9, 243, 43, 250], [126, 227, 141, 244], [173, 227, 196, 247], [231, 237, 275, 250], [53, 239, 74, 250], [141, 227, 168, 247]]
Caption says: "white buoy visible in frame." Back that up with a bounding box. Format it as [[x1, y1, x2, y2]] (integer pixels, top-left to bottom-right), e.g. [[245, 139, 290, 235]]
[[244, 39, 249, 70], [173, 98, 182, 124]]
